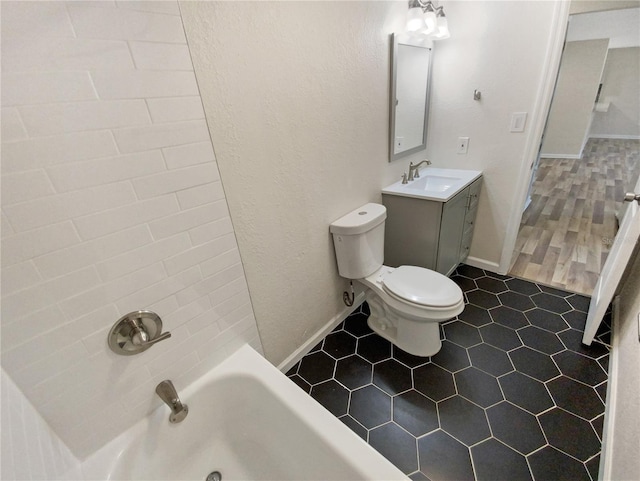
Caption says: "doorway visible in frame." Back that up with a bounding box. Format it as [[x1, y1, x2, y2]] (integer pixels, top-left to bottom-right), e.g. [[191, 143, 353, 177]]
[[508, 6, 640, 296]]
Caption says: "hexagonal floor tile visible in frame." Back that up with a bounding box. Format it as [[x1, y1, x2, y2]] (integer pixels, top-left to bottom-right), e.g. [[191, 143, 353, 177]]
[[310, 379, 349, 417], [455, 367, 503, 408], [373, 359, 412, 395], [443, 321, 482, 348], [498, 371, 554, 415], [288, 374, 311, 393], [539, 408, 601, 462], [553, 350, 607, 386], [338, 415, 367, 441], [297, 350, 336, 385], [458, 304, 493, 327], [349, 384, 391, 429], [418, 430, 475, 481], [471, 438, 533, 481], [525, 308, 569, 332], [475, 276, 508, 294], [486, 401, 546, 455], [392, 345, 430, 368], [468, 343, 514, 376], [528, 446, 591, 481], [431, 340, 470, 373], [518, 326, 565, 355], [393, 390, 439, 437], [539, 285, 571, 297], [438, 396, 491, 446], [357, 334, 392, 363], [334, 354, 372, 390], [322, 330, 357, 359], [451, 275, 478, 292], [456, 265, 486, 279], [369, 423, 418, 474], [414, 363, 456, 402], [563, 309, 587, 330], [466, 289, 501, 309], [489, 306, 529, 329], [506, 278, 541, 296], [558, 329, 610, 359], [547, 376, 604, 420], [479, 323, 523, 351], [566, 294, 590, 312], [531, 292, 572, 313], [498, 291, 535, 311], [343, 312, 373, 337], [509, 347, 560, 382]]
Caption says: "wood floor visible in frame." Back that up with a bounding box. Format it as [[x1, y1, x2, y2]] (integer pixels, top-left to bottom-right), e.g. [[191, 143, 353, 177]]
[[509, 138, 640, 296]]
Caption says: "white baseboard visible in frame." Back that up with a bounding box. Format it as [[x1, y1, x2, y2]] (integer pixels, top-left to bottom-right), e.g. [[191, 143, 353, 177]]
[[277, 292, 366, 373], [464, 256, 502, 275], [600, 295, 620, 481], [539, 153, 582, 159], [590, 134, 640, 140]]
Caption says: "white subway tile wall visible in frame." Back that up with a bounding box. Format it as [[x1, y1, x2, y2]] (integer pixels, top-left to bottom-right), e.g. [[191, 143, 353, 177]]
[[1, 370, 82, 481], [0, 0, 262, 461]]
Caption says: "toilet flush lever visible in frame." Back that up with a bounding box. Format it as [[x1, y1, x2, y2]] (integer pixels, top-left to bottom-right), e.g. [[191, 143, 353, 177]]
[[108, 311, 171, 355]]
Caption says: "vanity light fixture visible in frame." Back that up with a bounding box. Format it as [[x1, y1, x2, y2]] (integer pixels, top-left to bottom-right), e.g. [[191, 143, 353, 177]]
[[405, 0, 449, 40]]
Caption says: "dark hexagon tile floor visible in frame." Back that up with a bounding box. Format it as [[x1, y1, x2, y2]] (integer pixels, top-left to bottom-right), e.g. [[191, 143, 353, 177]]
[[286, 266, 610, 481]]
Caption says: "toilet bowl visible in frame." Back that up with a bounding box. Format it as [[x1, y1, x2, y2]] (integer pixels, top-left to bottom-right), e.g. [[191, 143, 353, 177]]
[[330, 203, 464, 356]]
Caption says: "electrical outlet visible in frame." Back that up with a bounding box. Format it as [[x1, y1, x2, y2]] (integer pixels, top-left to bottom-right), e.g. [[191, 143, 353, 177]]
[[457, 137, 469, 154]]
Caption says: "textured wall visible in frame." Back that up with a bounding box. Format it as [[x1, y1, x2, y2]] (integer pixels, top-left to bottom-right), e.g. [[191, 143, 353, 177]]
[[1, 0, 261, 459], [590, 47, 640, 138], [180, 1, 411, 365], [425, 0, 561, 267], [180, 0, 560, 365], [541, 39, 610, 157]]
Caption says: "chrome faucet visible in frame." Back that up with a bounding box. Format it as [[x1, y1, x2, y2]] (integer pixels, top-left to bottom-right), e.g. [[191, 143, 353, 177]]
[[408, 159, 432, 181], [155, 380, 189, 423]]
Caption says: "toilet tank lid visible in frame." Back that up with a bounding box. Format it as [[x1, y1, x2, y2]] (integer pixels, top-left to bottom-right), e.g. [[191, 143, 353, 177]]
[[330, 203, 387, 235]]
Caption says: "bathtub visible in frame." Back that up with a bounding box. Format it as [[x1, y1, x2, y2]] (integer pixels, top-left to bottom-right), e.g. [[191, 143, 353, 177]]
[[82, 345, 407, 480]]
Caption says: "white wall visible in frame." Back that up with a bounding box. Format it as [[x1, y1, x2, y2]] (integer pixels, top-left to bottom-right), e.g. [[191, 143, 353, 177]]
[[606, 250, 640, 480], [1, 369, 82, 481], [541, 39, 610, 158], [1, 0, 261, 459], [425, 0, 560, 269], [181, 0, 561, 365], [590, 47, 640, 139]]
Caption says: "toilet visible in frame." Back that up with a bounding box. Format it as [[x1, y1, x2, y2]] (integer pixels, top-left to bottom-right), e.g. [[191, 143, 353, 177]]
[[330, 203, 464, 357]]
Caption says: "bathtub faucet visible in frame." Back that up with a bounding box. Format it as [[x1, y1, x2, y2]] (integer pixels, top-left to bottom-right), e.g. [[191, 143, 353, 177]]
[[408, 159, 432, 181], [155, 380, 189, 423]]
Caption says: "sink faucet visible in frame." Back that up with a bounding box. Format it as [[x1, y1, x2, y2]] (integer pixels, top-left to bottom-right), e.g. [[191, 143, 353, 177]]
[[408, 159, 432, 181], [155, 380, 189, 423]]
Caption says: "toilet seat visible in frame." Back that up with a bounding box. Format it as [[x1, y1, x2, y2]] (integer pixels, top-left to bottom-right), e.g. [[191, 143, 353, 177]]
[[382, 266, 462, 307]]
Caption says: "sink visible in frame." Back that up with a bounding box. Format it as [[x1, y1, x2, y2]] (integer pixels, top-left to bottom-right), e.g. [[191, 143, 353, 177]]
[[382, 167, 482, 201], [406, 175, 460, 193]]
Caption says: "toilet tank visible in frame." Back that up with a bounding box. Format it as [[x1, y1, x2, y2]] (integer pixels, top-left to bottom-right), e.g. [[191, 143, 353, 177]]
[[329, 203, 386, 279]]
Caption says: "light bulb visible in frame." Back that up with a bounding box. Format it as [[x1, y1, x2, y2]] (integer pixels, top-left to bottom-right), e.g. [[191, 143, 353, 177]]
[[406, 7, 425, 32], [434, 16, 450, 39], [421, 10, 437, 35]]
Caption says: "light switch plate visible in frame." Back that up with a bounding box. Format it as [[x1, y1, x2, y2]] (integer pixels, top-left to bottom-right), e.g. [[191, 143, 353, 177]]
[[510, 112, 527, 132]]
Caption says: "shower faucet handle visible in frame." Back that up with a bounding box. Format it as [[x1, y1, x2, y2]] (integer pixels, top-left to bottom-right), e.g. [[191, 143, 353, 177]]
[[108, 311, 171, 355]]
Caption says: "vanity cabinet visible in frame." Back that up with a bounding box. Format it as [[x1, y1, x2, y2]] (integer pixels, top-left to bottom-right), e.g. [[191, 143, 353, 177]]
[[382, 177, 482, 276]]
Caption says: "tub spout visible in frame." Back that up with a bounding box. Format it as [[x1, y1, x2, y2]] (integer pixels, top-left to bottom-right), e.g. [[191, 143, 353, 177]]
[[155, 380, 189, 423]]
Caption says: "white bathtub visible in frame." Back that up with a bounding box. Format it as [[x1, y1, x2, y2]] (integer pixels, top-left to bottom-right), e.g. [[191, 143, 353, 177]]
[[82, 345, 407, 480]]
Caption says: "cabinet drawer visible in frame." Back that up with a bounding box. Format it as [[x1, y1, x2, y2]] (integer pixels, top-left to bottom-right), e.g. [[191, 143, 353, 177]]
[[466, 178, 482, 210]]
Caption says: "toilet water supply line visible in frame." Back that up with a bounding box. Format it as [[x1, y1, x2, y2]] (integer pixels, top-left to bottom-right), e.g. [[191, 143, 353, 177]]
[[343, 281, 355, 307]]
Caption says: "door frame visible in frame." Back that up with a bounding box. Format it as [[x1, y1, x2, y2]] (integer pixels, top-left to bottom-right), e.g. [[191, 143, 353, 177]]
[[499, 0, 572, 274]]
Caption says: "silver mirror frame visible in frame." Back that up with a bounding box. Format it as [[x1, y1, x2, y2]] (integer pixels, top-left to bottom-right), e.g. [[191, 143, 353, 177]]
[[389, 33, 433, 162]]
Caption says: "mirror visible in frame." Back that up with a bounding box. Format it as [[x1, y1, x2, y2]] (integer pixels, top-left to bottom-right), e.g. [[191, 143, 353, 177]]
[[389, 33, 433, 161]]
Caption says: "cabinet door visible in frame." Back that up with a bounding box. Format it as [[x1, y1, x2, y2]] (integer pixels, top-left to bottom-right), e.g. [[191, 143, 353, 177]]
[[436, 188, 468, 276]]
